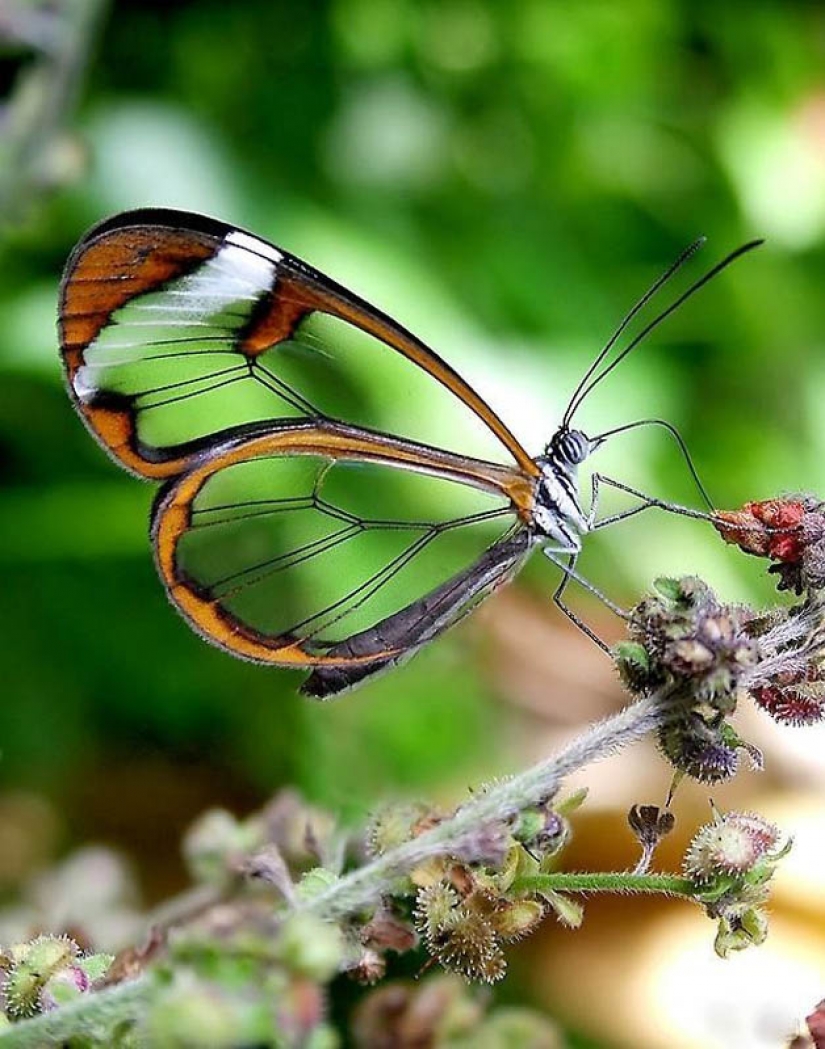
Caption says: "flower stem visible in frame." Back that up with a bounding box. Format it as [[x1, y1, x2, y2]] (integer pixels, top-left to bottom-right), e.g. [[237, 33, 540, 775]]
[[0, 977, 150, 1048], [512, 871, 697, 897], [302, 694, 669, 921]]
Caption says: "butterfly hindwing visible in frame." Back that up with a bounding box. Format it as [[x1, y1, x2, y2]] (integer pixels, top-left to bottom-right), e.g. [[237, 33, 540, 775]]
[[301, 526, 533, 698], [150, 420, 534, 683]]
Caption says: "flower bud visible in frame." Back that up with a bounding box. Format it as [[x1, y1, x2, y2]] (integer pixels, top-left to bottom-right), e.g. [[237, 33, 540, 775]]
[[512, 808, 566, 855], [183, 809, 259, 886], [751, 666, 825, 726], [414, 883, 460, 946], [684, 812, 781, 882], [276, 913, 344, 982], [714, 905, 769, 958], [4, 936, 79, 1017], [366, 803, 430, 856], [140, 974, 272, 1046], [622, 578, 757, 709], [657, 715, 739, 783], [489, 900, 544, 942], [296, 867, 340, 901], [716, 495, 825, 595], [39, 965, 89, 1011], [437, 910, 506, 984]]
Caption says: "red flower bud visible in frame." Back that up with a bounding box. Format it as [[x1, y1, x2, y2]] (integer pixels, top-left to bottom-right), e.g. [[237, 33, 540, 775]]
[[714, 499, 805, 562]]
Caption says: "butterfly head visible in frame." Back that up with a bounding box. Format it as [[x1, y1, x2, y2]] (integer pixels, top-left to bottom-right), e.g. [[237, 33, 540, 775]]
[[546, 427, 602, 471]]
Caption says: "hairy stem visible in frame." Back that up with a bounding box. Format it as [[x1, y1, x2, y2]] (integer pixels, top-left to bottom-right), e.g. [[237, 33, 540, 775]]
[[0, 977, 150, 1048], [302, 693, 669, 921], [512, 871, 696, 897]]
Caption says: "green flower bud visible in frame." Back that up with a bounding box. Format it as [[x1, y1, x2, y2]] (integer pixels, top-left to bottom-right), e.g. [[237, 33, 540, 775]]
[[714, 906, 769, 958], [276, 913, 344, 982], [140, 975, 272, 1047], [4, 936, 79, 1018], [76, 952, 114, 984], [39, 965, 89, 1012], [489, 900, 544, 942], [183, 809, 259, 886]]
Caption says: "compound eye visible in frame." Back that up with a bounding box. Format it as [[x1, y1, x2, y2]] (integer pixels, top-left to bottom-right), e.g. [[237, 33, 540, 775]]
[[561, 430, 588, 464]]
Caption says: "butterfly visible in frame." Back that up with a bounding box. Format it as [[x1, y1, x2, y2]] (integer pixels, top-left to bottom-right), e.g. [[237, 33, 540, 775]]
[[58, 209, 759, 697]]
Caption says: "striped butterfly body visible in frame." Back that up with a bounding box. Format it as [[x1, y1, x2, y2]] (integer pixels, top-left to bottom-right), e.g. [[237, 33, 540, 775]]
[[59, 210, 756, 696]]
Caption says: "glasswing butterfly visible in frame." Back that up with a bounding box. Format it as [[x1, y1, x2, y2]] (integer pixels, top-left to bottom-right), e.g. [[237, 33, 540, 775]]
[[58, 210, 759, 697]]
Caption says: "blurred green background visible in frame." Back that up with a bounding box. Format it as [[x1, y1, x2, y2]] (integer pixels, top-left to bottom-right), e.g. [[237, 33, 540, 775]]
[[2, 2, 825, 1046]]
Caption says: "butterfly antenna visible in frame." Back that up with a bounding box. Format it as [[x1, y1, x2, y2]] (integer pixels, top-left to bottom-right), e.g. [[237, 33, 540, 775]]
[[562, 238, 706, 428], [593, 417, 715, 511], [566, 239, 764, 424]]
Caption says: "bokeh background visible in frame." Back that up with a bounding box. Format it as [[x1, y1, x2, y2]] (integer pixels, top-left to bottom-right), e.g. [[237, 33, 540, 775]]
[[2, 2, 825, 1046]]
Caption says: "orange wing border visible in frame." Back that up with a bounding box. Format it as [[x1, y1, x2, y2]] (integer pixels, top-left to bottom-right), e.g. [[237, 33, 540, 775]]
[[151, 419, 537, 667]]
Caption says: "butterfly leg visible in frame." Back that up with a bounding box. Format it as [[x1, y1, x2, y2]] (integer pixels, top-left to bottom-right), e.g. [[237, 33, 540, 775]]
[[543, 545, 626, 653], [589, 473, 713, 532]]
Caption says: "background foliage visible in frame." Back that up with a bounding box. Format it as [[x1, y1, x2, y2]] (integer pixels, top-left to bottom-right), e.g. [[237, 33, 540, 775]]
[[1, 2, 825, 1046]]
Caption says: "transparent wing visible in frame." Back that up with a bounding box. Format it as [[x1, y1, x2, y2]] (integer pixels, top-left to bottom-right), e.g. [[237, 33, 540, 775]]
[[152, 421, 535, 684], [59, 209, 537, 479]]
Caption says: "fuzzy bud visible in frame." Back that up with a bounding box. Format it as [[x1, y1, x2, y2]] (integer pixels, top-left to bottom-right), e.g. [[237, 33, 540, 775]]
[[621, 577, 757, 708], [39, 965, 89, 1011], [414, 883, 460, 946], [366, 803, 432, 856], [658, 715, 741, 783], [295, 867, 339, 901], [140, 974, 272, 1046], [716, 496, 825, 595], [512, 808, 566, 855], [436, 910, 506, 984], [715, 499, 805, 558], [4, 936, 79, 1018], [183, 809, 260, 886], [751, 666, 825, 726], [276, 913, 344, 982], [684, 812, 782, 882], [488, 900, 544, 942], [714, 905, 769, 958]]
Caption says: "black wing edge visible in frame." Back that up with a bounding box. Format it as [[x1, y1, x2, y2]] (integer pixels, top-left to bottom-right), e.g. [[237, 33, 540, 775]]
[[301, 527, 534, 699], [72, 207, 236, 248]]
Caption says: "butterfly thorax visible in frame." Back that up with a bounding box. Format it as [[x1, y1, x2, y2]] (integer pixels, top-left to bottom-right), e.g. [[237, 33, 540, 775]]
[[531, 428, 593, 550]]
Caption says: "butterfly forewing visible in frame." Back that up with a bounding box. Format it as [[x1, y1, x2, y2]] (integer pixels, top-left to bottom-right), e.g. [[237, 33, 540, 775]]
[[60, 209, 537, 479]]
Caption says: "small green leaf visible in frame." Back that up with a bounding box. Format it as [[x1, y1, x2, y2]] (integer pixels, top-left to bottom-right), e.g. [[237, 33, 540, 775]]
[[653, 577, 683, 602], [77, 952, 115, 983], [539, 889, 584, 928]]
